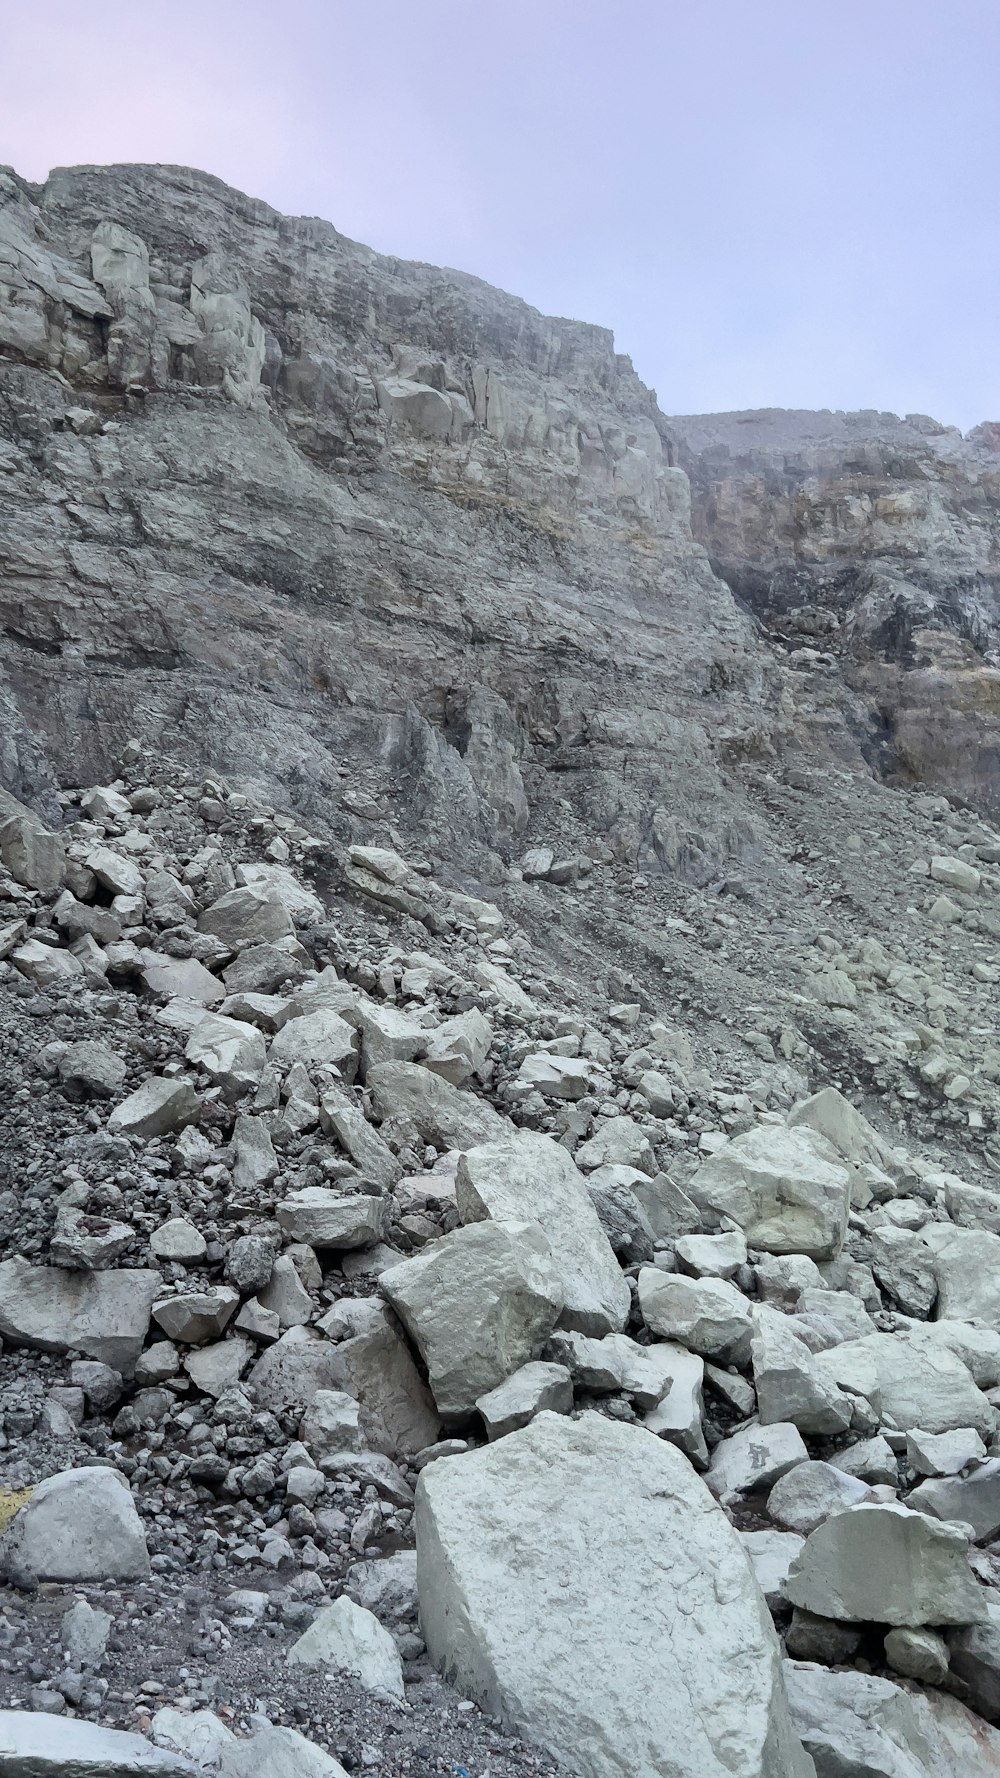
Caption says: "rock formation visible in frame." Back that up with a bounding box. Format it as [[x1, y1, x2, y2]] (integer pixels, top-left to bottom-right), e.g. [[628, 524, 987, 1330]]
[[4, 159, 1000, 1778]]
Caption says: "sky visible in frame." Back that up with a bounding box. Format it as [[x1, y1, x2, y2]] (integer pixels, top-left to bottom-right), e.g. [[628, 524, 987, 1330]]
[[4, 0, 998, 430]]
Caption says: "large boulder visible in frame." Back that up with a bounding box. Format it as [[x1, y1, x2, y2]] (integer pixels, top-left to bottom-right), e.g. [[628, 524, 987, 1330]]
[[108, 1077, 200, 1140], [249, 1321, 439, 1455], [457, 1131, 630, 1336], [784, 1502, 987, 1626], [0, 1467, 149, 1582], [197, 883, 294, 947], [0, 1259, 159, 1373], [366, 1061, 506, 1149], [637, 1268, 753, 1364], [415, 1412, 812, 1778], [919, 1226, 1000, 1328], [184, 1013, 265, 1100], [785, 1659, 1000, 1777], [381, 1221, 563, 1419], [0, 810, 65, 892], [814, 1331, 993, 1440], [690, 1125, 851, 1260]]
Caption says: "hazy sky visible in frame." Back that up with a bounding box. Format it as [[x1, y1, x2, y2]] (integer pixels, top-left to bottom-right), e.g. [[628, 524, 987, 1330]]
[[4, 1, 998, 429]]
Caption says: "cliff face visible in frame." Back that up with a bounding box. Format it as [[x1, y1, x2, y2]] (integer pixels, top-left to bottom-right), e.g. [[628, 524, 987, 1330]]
[[0, 161, 776, 886], [668, 409, 1000, 814]]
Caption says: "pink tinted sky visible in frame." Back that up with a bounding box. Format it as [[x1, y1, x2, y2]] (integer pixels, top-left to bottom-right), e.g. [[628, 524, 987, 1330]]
[[4, 0, 998, 429]]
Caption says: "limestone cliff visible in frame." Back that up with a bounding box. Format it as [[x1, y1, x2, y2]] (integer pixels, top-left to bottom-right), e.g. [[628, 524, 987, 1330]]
[[668, 408, 1000, 813], [0, 161, 770, 888]]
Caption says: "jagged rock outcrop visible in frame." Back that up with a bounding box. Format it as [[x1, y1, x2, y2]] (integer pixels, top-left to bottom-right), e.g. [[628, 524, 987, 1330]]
[[667, 408, 1000, 812]]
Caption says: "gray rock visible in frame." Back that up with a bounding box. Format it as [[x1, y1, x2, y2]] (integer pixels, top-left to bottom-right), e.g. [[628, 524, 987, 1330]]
[[366, 1060, 506, 1150], [184, 1335, 254, 1397], [55, 1041, 126, 1098], [258, 1253, 313, 1326], [785, 1609, 861, 1665], [299, 1389, 363, 1466], [766, 1460, 872, 1535], [830, 1435, 899, 1486], [230, 1115, 279, 1195], [318, 1088, 401, 1189], [637, 1268, 753, 1364], [0, 1467, 149, 1582], [382, 1220, 563, 1419], [149, 1218, 207, 1264], [740, 1529, 804, 1610], [751, 1308, 852, 1435], [198, 883, 294, 947], [50, 1208, 135, 1271], [908, 1461, 1000, 1542], [884, 1625, 950, 1685], [949, 1600, 1000, 1722], [185, 1013, 266, 1100], [61, 1598, 113, 1667], [457, 1131, 630, 1336], [276, 1188, 385, 1248], [675, 1230, 747, 1278], [476, 1361, 573, 1439], [0, 1259, 159, 1373], [345, 1550, 418, 1623], [907, 1426, 988, 1477], [0, 810, 65, 892], [707, 1421, 809, 1501], [225, 1233, 276, 1295], [0, 1711, 196, 1776], [269, 1008, 359, 1080], [785, 1659, 1000, 1777], [152, 1286, 239, 1344], [288, 1597, 405, 1698], [690, 1124, 851, 1261], [108, 1077, 200, 1140], [416, 1411, 812, 1778], [785, 1501, 987, 1626], [815, 1331, 994, 1440]]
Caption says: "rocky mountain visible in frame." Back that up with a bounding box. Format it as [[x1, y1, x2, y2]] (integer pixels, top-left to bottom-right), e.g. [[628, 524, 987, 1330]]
[[3, 162, 1000, 1778]]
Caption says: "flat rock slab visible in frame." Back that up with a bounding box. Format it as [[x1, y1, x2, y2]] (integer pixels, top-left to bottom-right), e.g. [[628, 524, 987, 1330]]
[[0, 1258, 160, 1374], [786, 1659, 1000, 1777], [0, 1710, 197, 1776], [416, 1410, 811, 1778]]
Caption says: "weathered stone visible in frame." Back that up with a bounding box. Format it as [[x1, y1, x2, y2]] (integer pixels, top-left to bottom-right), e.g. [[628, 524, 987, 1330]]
[[675, 1230, 747, 1278], [230, 1115, 279, 1196], [814, 1332, 993, 1439], [367, 1061, 506, 1149], [56, 1041, 126, 1098], [751, 1308, 852, 1435], [574, 1115, 655, 1175], [637, 1268, 753, 1364], [185, 1013, 266, 1100], [908, 1461, 1000, 1542], [949, 1600, 1000, 1722], [708, 1421, 809, 1501], [381, 1220, 562, 1419], [108, 1077, 200, 1140], [0, 1711, 197, 1776], [140, 950, 225, 1005], [416, 1412, 811, 1778], [740, 1529, 804, 1610], [149, 1218, 207, 1264], [268, 1007, 359, 1079], [766, 1460, 872, 1535], [319, 1088, 401, 1189], [11, 939, 83, 987], [198, 883, 294, 947], [690, 1125, 850, 1260], [786, 1659, 1000, 1777], [476, 1362, 574, 1440], [0, 1467, 149, 1582], [152, 1286, 239, 1344], [0, 1259, 158, 1373], [422, 1009, 492, 1086], [184, 1335, 254, 1398], [50, 1208, 135, 1271], [785, 1501, 987, 1625], [0, 810, 65, 891], [258, 1253, 313, 1326], [883, 1625, 950, 1685], [457, 1131, 629, 1336], [276, 1188, 385, 1248], [289, 1597, 405, 1698], [299, 1389, 363, 1466]]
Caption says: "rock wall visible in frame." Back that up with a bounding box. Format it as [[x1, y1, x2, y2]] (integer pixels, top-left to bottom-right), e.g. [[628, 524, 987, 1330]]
[[0, 161, 773, 891], [667, 408, 1000, 813]]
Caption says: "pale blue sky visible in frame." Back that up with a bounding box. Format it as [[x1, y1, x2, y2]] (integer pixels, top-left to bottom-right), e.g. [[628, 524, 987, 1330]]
[[5, 0, 998, 428]]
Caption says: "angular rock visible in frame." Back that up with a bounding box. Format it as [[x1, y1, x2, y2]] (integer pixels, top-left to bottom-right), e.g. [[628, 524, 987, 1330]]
[[785, 1660, 1000, 1777], [0, 810, 65, 892], [230, 1115, 279, 1197], [56, 1041, 126, 1098], [0, 1711, 196, 1776], [883, 1625, 950, 1685], [50, 1208, 135, 1271], [288, 1596, 405, 1698], [152, 1286, 239, 1344], [675, 1230, 747, 1279], [0, 1467, 149, 1582], [141, 950, 225, 1005], [185, 1013, 266, 1100], [476, 1361, 574, 1440], [637, 1268, 753, 1364], [691, 1125, 851, 1260], [907, 1426, 987, 1477], [815, 1332, 993, 1439], [258, 1253, 313, 1326], [149, 1218, 207, 1264], [366, 1061, 506, 1149], [740, 1529, 804, 1610], [381, 1220, 563, 1419], [198, 883, 294, 947], [319, 1088, 401, 1189], [0, 1259, 158, 1373], [751, 1309, 852, 1435], [708, 1421, 809, 1501], [421, 1009, 492, 1086], [642, 1344, 708, 1467], [574, 1115, 655, 1175], [785, 1501, 987, 1625], [108, 1077, 199, 1140], [184, 1335, 254, 1397], [908, 1461, 1000, 1543], [416, 1411, 812, 1778], [949, 1600, 1000, 1722], [268, 1008, 359, 1079], [457, 1131, 630, 1336], [276, 1188, 385, 1248], [299, 1389, 363, 1465], [766, 1460, 872, 1535]]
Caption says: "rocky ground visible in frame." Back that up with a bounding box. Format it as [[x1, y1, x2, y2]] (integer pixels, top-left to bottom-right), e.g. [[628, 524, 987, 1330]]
[[1, 743, 1000, 1777], [4, 158, 1000, 1778]]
